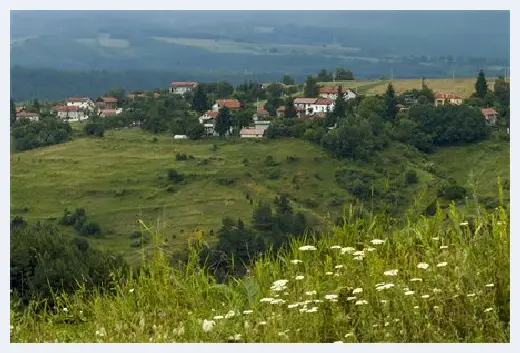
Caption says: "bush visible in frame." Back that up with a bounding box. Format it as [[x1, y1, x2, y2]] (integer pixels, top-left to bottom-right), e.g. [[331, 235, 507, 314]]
[[440, 184, 468, 201], [175, 153, 188, 161], [286, 155, 298, 163], [167, 169, 184, 184], [264, 155, 278, 166], [84, 123, 105, 137], [405, 170, 419, 185], [80, 222, 101, 237], [216, 178, 236, 186]]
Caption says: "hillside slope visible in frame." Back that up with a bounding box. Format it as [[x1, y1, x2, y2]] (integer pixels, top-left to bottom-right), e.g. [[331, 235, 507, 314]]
[[10, 129, 509, 262]]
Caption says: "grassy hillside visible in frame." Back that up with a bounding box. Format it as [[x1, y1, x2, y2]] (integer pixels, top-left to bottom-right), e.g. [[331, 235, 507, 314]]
[[10, 129, 509, 263], [319, 77, 500, 98], [10, 202, 510, 342]]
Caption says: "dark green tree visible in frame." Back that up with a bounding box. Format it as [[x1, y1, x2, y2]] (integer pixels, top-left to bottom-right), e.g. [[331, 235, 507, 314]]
[[186, 123, 205, 140], [493, 76, 510, 108], [10, 99, 17, 126], [280, 74, 295, 86], [384, 83, 398, 121], [192, 85, 210, 114], [475, 69, 489, 99], [216, 81, 235, 99], [215, 107, 232, 136], [266, 83, 286, 98], [332, 85, 347, 120], [335, 68, 355, 81], [284, 97, 297, 118], [304, 75, 319, 98], [317, 69, 333, 82]]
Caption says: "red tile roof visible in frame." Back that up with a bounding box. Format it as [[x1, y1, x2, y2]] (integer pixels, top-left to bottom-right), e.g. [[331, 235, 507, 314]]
[[102, 96, 118, 103], [240, 128, 266, 136], [54, 105, 79, 112], [67, 97, 90, 103], [435, 93, 462, 100], [294, 98, 318, 104], [216, 99, 241, 109], [202, 111, 219, 119], [102, 109, 117, 116], [17, 112, 39, 118], [314, 98, 334, 105], [169, 82, 198, 88], [319, 87, 349, 94], [481, 108, 498, 116]]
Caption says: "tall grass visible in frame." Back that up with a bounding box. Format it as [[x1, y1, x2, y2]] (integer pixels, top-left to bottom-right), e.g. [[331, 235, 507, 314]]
[[10, 201, 509, 343]]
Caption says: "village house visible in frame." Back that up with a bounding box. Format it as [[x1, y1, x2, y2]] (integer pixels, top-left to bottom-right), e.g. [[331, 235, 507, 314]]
[[54, 105, 88, 121], [198, 110, 219, 136], [212, 99, 241, 111], [169, 82, 198, 95], [100, 108, 123, 118], [276, 106, 286, 117], [293, 98, 317, 114], [252, 115, 271, 130], [318, 87, 357, 100], [481, 108, 498, 126], [67, 97, 95, 111], [434, 93, 463, 106], [310, 98, 335, 114], [240, 128, 266, 138], [16, 111, 40, 121], [101, 96, 118, 109]]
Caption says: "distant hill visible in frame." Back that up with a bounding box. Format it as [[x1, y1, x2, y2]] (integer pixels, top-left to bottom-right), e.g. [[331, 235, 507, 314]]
[[10, 11, 509, 100]]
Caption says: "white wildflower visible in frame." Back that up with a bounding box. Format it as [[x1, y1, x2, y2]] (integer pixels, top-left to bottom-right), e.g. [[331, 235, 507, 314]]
[[355, 300, 369, 306], [213, 315, 224, 320], [129, 288, 135, 293], [376, 283, 394, 291], [385, 322, 390, 327], [414, 306, 419, 309], [260, 297, 275, 303], [484, 307, 494, 312], [380, 300, 388, 304], [202, 319, 215, 332], [95, 328, 106, 337], [334, 273, 340, 277], [324, 294, 338, 300], [287, 304, 299, 309], [314, 299, 324, 303], [404, 290, 415, 296], [306, 307, 319, 313], [333, 341, 344, 343], [371, 239, 385, 245], [421, 295, 430, 299], [290, 259, 303, 264], [244, 321, 250, 329], [353, 250, 365, 257], [298, 245, 317, 251], [460, 221, 469, 226], [373, 324, 379, 328], [334, 265, 344, 269], [243, 310, 253, 315], [305, 290, 317, 296], [271, 279, 288, 291], [436, 262, 448, 268], [325, 271, 334, 275], [352, 288, 363, 294], [347, 296, 357, 301], [417, 262, 429, 270], [62, 308, 68, 312], [410, 278, 423, 282], [365, 247, 376, 252], [433, 288, 442, 293], [225, 310, 236, 319], [384, 269, 399, 276], [330, 245, 342, 250], [485, 283, 494, 288], [466, 293, 476, 298], [295, 275, 305, 280], [353, 256, 364, 261], [432, 237, 439, 241], [439, 245, 449, 250], [228, 334, 242, 341], [259, 321, 267, 325], [341, 247, 356, 254], [345, 333, 354, 338], [270, 299, 286, 305]]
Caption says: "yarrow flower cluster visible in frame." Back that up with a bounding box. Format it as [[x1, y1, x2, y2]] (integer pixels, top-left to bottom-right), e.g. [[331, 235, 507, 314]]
[[417, 262, 429, 270], [290, 259, 303, 265], [376, 283, 394, 291], [298, 245, 317, 251], [384, 269, 399, 276], [371, 239, 386, 245], [271, 280, 288, 291]]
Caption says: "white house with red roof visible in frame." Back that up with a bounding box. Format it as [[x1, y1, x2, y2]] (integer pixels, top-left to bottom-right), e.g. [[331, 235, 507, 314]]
[[67, 97, 95, 111], [434, 93, 463, 106], [310, 98, 335, 114], [481, 108, 498, 126], [169, 82, 198, 95], [240, 128, 266, 138], [212, 99, 241, 111], [16, 111, 40, 121], [319, 87, 357, 100], [54, 105, 88, 121]]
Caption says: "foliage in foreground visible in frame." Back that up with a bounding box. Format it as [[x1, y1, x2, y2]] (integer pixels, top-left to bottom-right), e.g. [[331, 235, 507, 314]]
[[10, 201, 509, 343]]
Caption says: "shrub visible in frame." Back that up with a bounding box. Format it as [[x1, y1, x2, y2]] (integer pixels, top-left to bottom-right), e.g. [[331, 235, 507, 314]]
[[264, 155, 278, 166], [11, 215, 27, 229], [216, 178, 236, 186], [80, 222, 101, 237], [84, 123, 105, 137], [175, 153, 188, 161], [405, 169, 419, 185], [167, 169, 184, 184], [267, 168, 281, 180], [440, 184, 468, 201], [286, 155, 298, 163], [304, 198, 319, 209]]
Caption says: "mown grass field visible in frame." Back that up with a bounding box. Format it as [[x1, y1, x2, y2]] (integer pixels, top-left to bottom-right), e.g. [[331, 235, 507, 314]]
[[10, 202, 510, 343], [10, 129, 509, 263], [319, 77, 500, 98]]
